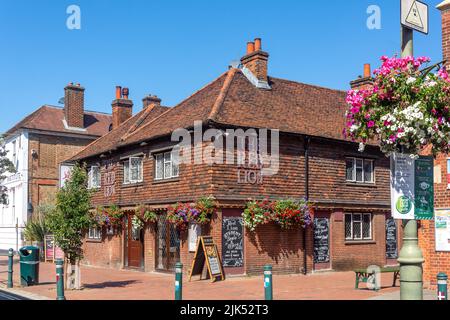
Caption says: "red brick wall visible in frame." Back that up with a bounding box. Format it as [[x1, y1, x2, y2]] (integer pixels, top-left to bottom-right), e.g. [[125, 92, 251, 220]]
[[82, 227, 123, 269]]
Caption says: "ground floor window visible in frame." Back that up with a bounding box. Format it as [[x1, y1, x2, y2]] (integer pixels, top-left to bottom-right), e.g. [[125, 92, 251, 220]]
[[345, 213, 372, 240]]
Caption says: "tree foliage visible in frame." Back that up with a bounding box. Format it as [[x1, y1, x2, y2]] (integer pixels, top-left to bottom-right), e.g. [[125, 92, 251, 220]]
[[47, 163, 92, 264], [0, 135, 16, 204]]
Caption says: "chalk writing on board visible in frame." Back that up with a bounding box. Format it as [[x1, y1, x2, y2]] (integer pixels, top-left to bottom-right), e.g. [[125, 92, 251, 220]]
[[222, 217, 244, 268], [386, 218, 398, 259], [314, 218, 330, 264]]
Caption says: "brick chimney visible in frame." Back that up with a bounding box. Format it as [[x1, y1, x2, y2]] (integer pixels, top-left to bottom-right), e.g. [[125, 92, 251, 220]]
[[240, 38, 271, 89], [64, 83, 85, 128], [112, 86, 133, 130], [350, 64, 373, 90], [438, 0, 450, 68], [142, 95, 161, 110]]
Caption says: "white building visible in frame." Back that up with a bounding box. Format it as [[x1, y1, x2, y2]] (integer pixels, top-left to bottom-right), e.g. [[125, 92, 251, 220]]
[[0, 131, 29, 251]]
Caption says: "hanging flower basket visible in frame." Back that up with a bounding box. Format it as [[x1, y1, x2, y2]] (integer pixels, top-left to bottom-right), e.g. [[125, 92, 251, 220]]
[[135, 204, 158, 224], [166, 197, 217, 231], [344, 55, 450, 157], [91, 205, 124, 228], [243, 198, 312, 231]]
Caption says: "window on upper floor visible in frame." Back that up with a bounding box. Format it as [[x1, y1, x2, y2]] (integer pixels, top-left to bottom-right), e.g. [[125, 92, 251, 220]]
[[88, 227, 102, 241], [88, 166, 101, 189], [346, 158, 374, 184], [123, 157, 143, 184], [154, 151, 179, 181], [12, 140, 17, 169], [345, 213, 372, 241]]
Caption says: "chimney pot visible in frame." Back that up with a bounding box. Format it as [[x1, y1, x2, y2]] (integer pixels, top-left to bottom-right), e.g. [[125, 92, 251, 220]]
[[254, 38, 262, 51], [247, 42, 255, 54], [363, 64, 371, 78], [122, 87, 130, 100], [115, 86, 122, 99]]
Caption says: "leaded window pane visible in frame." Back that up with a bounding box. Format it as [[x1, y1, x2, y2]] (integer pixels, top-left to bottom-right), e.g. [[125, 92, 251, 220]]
[[363, 214, 372, 239], [346, 159, 354, 181], [345, 214, 352, 239], [355, 159, 363, 182], [353, 221, 362, 239], [364, 160, 374, 183], [155, 154, 163, 180], [123, 161, 130, 184], [164, 152, 172, 178]]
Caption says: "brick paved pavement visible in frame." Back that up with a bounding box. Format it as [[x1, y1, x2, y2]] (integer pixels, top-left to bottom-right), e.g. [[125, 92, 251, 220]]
[[0, 256, 401, 300]]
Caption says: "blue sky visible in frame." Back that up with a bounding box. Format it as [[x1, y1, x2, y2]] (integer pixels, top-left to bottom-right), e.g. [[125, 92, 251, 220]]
[[0, 0, 445, 132]]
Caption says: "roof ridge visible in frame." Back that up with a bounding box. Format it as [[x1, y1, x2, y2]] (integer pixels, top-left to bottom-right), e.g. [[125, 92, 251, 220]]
[[122, 105, 157, 140], [5, 105, 48, 135], [208, 68, 237, 122], [269, 76, 347, 94], [123, 70, 230, 142], [69, 110, 144, 160]]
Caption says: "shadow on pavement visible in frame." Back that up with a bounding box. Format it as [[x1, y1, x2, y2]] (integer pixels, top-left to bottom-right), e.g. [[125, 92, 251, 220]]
[[84, 280, 139, 289]]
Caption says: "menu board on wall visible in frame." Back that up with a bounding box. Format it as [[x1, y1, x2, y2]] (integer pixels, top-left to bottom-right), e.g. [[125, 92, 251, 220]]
[[313, 218, 330, 264], [222, 217, 244, 268], [435, 209, 450, 252], [385, 217, 398, 259]]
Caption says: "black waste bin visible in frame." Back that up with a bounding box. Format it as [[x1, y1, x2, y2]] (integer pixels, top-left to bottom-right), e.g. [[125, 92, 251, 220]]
[[19, 246, 40, 286]]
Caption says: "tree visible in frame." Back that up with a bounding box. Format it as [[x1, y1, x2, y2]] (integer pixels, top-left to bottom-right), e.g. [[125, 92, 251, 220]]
[[47, 163, 92, 290], [0, 135, 16, 204]]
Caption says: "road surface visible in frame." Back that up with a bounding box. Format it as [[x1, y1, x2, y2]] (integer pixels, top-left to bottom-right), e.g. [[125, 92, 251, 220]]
[[0, 290, 29, 300]]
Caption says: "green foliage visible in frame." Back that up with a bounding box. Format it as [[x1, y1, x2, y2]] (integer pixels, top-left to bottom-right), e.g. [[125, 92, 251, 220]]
[[46, 163, 92, 264], [0, 135, 16, 205], [23, 204, 54, 242]]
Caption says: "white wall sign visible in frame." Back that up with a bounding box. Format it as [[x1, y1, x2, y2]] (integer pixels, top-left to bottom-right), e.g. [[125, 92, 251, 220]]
[[188, 223, 201, 252], [59, 164, 74, 188], [436, 209, 450, 252], [401, 0, 429, 34], [391, 153, 415, 220]]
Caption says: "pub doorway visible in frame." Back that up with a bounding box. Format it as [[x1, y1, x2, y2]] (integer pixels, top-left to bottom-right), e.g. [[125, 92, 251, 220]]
[[124, 213, 144, 269], [156, 213, 181, 272]]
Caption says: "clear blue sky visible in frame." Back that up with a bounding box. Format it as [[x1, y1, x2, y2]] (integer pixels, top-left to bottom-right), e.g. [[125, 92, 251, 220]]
[[0, 0, 444, 133]]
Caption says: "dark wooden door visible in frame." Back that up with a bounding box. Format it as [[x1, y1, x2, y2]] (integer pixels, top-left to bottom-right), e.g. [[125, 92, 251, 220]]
[[222, 209, 245, 275], [127, 214, 143, 269]]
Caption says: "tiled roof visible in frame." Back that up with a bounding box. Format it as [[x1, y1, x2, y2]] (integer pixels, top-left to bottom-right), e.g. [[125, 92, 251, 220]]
[[5, 105, 112, 138], [73, 68, 349, 160], [70, 105, 169, 160]]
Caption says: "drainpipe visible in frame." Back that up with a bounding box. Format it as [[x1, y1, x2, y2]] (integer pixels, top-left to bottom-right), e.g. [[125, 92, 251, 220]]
[[303, 136, 311, 275]]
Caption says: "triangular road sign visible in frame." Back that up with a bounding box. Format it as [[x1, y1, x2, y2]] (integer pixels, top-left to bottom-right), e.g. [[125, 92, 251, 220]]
[[406, 1, 424, 28]]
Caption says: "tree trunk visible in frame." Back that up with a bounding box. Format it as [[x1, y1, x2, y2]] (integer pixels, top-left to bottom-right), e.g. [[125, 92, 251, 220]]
[[65, 259, 82, 290]]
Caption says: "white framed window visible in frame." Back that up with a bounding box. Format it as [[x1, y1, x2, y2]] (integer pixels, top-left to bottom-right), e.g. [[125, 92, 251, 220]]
[[345, 213, 372, 240], [88, 166, 101, 189], [123, 157, 143, 184], [346, 158, 374, 183], [155, 151, 179, 180], [88, 227, 102, 240]]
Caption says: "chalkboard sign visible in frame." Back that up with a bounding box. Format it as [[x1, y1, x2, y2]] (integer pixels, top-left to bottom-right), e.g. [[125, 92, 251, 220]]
[[222, 217, 244, 268], [189, 236, 224, 283], [386, 218, 398, 259], [314, 218, 330, 264]]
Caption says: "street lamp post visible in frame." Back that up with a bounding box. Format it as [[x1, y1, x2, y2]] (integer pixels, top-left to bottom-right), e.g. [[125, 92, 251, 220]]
[[397, 26, 425, 301]]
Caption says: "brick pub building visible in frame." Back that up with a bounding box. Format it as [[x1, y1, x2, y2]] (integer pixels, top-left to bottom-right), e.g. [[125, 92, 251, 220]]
[[70, 39, 399, 276], [419, 0, 450, 289]]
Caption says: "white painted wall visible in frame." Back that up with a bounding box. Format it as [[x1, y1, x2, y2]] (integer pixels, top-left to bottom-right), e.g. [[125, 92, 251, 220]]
[[0, 131, 28, 251]]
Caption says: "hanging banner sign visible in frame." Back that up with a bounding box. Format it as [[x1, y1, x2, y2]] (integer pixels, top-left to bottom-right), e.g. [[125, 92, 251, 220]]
[[435, 209, 450, 252], [391, 154, 434, 220]]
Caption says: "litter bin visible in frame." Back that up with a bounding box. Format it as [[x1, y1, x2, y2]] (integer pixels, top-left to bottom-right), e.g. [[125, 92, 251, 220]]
[[19, 246, 40, 286]]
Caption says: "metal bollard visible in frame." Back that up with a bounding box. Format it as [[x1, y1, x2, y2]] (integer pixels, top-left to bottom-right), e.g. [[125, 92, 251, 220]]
[[175, 262, 183, 301], [437, 273, 448, 301], [56, 259, 66, 301], [264, 265, 273, 300], [7, 248, 13, 288]]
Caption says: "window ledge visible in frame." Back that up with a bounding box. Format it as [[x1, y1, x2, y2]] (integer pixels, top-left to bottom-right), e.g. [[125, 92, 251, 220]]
[[88, 187, 101, 191], [345, 182, 376, 188], [345, 240, 376, 245], [122, 182, 144, 188], [153, 178, 180, 185], [86, 238, 102, 243]]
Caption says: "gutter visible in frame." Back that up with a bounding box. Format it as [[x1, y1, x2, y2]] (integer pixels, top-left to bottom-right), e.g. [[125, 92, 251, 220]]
[[303, 135, 311, 275]]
